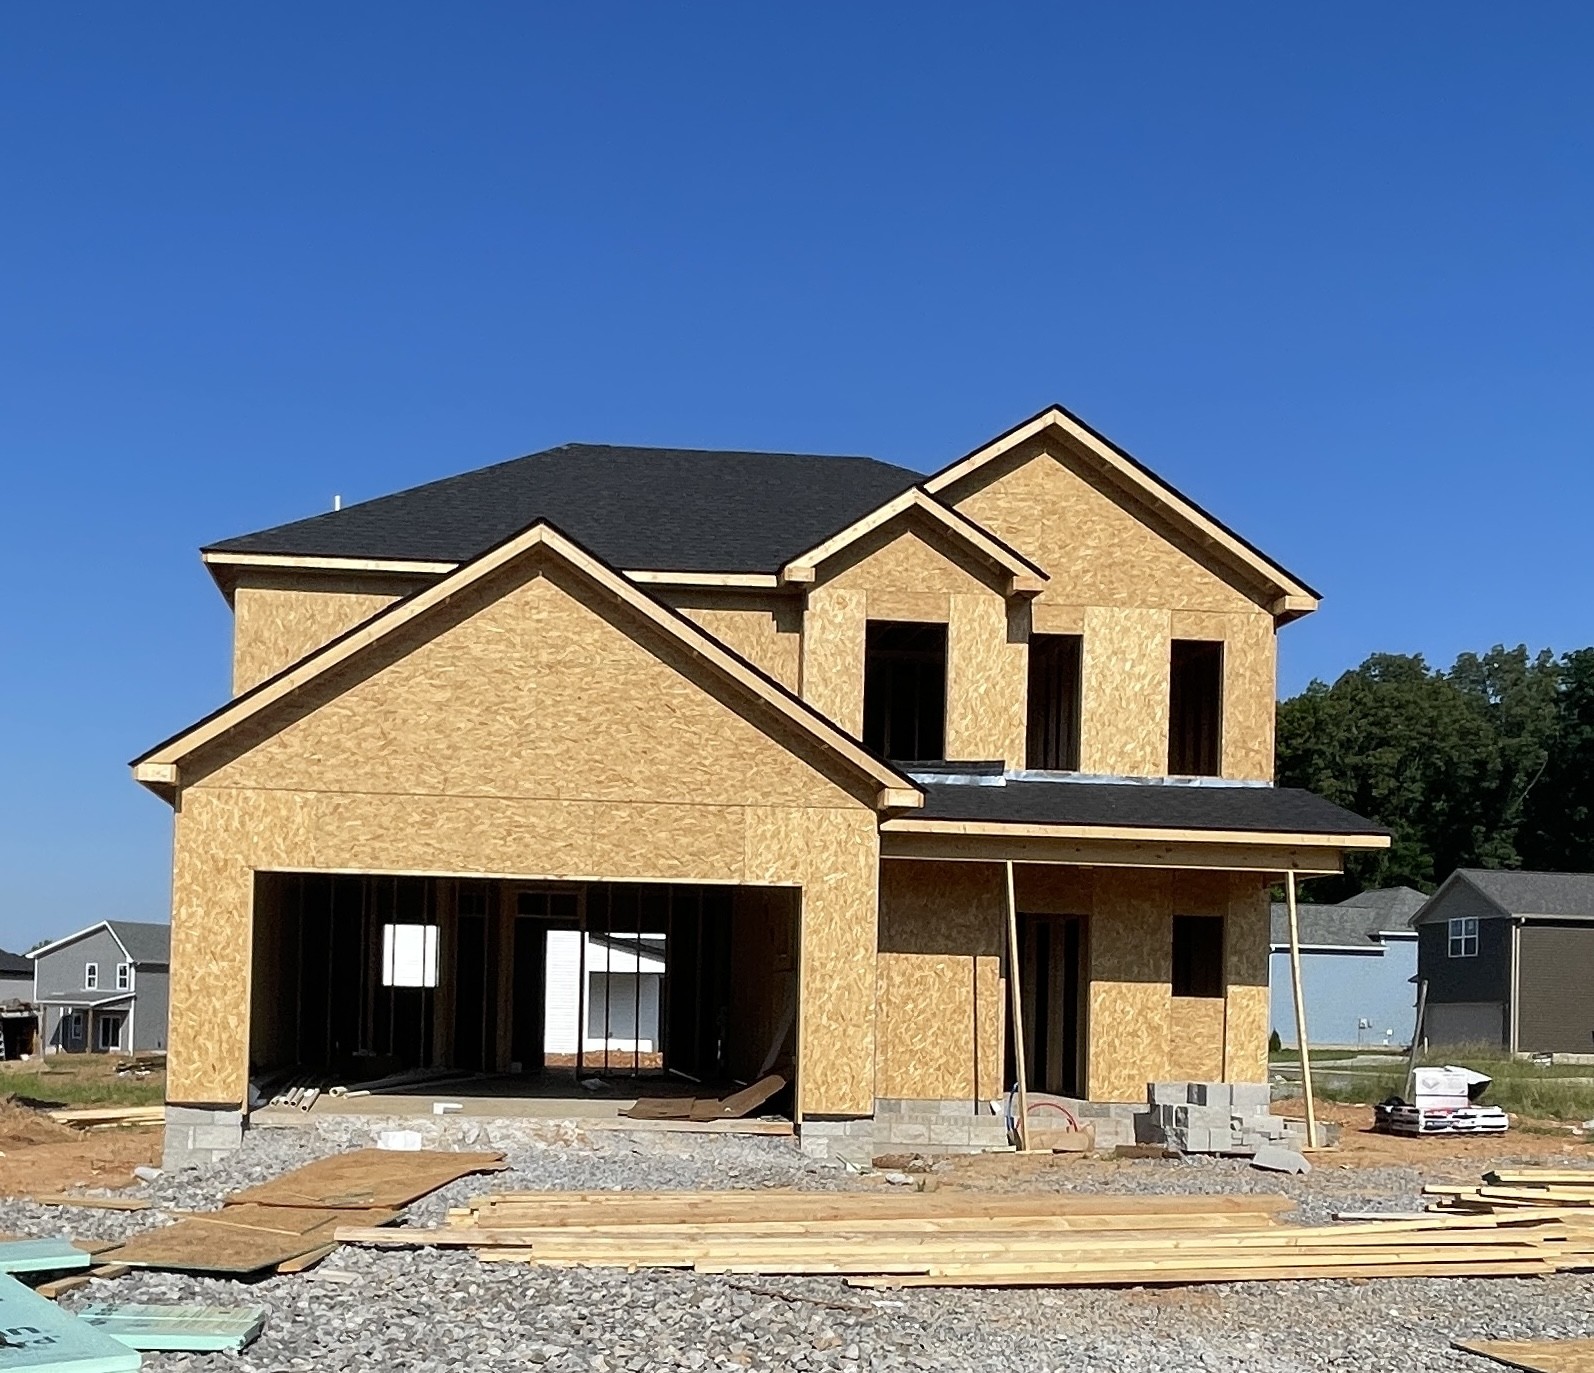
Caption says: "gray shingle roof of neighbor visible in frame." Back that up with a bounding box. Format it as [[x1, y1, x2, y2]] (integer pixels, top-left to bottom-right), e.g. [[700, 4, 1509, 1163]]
[[1269, 887, 1426, 950], [205, 444, 926, 574], [913, 778, 1387, 836], [0, 948, 32, 977], [1447, 870, 1594, 919], [107, 921, 171, 964]]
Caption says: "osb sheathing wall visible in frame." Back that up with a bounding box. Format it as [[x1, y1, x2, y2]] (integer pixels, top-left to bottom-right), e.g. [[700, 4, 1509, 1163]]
[[875, 860, 1004, 1102], [230, 571, 432, 696], [946, 441, 1279, 782], [801, 523, 1026, 766], [660, 589, 803, 692], [1014, 865, 1270, 1101], [168, 561, 880, 1113]]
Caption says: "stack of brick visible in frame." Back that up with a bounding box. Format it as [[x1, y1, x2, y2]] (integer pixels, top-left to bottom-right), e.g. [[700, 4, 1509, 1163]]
[[1136, 1082, 1307, 1155]]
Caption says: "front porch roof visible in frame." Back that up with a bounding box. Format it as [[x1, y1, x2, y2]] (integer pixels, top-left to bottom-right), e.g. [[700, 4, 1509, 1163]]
[[880, 775, 1388, 874]]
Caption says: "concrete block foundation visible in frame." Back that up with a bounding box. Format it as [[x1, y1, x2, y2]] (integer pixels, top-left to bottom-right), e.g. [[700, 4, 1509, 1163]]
[[164, 1106, 245, 1170]]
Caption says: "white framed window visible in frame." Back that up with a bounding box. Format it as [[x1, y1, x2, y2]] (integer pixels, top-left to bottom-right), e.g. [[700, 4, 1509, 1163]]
[[381, 924, 439, 988], [97, 1015, 122, 1051], [84, 962, 98, 990], [115, 963, 131, 991], [1448, 917, 1479, 958]]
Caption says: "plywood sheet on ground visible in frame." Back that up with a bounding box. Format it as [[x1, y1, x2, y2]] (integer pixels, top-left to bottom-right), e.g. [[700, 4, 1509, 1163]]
[[98, 1206, 398, 1274], [225, 1148, 504, 1209], [1454, 1340, 1594, 1373]]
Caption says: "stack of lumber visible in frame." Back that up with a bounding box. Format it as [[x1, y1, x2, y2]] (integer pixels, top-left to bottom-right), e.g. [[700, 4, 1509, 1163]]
[[46, 1104, 165, 1129], [1425, 1166, 1594, 1265], [331, 1186, 1592, 1287]]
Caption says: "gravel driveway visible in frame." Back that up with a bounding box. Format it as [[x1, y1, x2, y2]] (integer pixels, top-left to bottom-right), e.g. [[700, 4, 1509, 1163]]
[[1, 1115, 1590, 1372]]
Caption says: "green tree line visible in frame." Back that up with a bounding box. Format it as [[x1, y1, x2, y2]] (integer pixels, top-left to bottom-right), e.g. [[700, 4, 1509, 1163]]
[[1276, 645, 1594, 900]]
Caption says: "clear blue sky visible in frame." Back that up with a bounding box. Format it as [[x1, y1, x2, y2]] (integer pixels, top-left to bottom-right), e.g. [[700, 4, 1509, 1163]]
[[2, 7, 1590, 948]]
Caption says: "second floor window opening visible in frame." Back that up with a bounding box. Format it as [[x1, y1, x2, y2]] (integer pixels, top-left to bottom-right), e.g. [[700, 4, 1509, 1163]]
[[863, 621, 947, 763], [84, 962, 98, 990], [1168, 639, 1223, 776], [1026, 633, 1082, 771]]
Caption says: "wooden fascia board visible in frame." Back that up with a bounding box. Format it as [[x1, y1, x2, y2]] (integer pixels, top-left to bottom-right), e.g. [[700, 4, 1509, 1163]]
[[881, 834, 1344, 875], [779, 487, 1047, 595], [140, 522, 920, 810], [879, 817, 1389, 849], [924, 407, 1321, 614], [203, 550, 785, 592]]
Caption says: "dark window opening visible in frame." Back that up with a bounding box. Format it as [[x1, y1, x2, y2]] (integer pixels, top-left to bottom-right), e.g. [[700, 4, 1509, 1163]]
[[1168, 639, 1223, 776], [1026, 633, 1082, 770], [1171, 914, 1225, 998], [863, 621, 947, 761]]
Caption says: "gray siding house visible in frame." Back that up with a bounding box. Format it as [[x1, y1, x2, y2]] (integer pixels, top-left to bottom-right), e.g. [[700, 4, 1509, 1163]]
[[29, 921, 171, 1055], [1270, 888, 1423, 1048], [0, 948, 37, 1059], [1413, 870, 1594, 1055]]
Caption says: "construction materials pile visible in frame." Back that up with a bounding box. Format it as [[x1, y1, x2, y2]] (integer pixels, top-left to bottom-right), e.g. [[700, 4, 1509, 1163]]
[[331, 1181, 1594, 1288], [1426, 1166, 1594, 1232]]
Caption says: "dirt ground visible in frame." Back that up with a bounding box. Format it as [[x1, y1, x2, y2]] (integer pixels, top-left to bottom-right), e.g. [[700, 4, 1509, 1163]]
[[0, 1056, 164, 1197], [0, 1100, 160, 1196]]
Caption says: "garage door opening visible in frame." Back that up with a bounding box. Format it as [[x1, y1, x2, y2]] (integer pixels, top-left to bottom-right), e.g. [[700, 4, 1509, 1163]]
[[249, 874, 799, 1105]]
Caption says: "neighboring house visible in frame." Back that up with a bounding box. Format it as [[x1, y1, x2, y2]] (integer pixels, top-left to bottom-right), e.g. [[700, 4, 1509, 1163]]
[[542, 930, 666, 1063], [131, 403, 1388, 1163], [29, 921, 171, 1055], [1412, 870, 1594, 1055], [1269, 888, 1424, 1048], [0, 947, 38, 1060], [0, 948, 32, 1003]]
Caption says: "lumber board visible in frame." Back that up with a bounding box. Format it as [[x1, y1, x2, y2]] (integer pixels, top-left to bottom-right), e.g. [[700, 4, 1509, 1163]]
[[276, 1243, 338, 1274], [458, 1212, 1281, 1236], [32, 1196, 151, 1212], [465, 1190, 1294, 1217], [1485, 1170, 1594, 1187], [226, 1148, 505, 1209], [844, 1259, 1555, 1288], [1454, 1339, 1594, 1373], [581, 1118, 795, 1136]]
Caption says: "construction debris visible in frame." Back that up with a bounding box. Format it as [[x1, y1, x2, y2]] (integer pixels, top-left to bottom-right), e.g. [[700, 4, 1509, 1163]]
[[93, 1148, 506, 1276], [44, 1106, 165, 1130], [326, 1183, 1594, 1288], [1376, 1065, 1510, 1136], [0, 1273, 141, 1371], [76, 1303, 267, 1353], [31, 1196, 151, 1212], [1454, 1338, 1594, 1373], [0, 1239, 94, 1275], [620, 1074, 787, 1124]]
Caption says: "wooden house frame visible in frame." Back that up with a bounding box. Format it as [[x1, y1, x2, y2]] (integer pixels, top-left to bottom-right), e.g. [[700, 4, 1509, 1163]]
[[136, 406, 1386, 1162]]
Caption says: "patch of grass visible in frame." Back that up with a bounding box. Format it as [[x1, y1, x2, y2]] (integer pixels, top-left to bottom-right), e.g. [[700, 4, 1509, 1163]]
[[1270, 1048, 1391, 1064], [1302, 1045, 1594, 1121], [0, 1060, 165, 1109]]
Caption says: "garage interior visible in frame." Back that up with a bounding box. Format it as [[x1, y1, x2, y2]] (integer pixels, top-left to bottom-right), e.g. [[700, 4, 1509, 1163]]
[[248, 873, 799, 1105]]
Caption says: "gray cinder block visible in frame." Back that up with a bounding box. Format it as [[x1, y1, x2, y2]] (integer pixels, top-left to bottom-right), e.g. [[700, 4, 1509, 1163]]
[[1250, 1145, 1311, 1174]]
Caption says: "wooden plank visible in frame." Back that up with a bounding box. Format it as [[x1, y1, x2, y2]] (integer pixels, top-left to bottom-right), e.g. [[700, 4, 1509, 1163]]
[[619, 1098, 694, 1121], [1455, 1339, 1594, 1373], [31, 1197, 151, 1213], [689, 1074, 787, 1121], [45, 1106, 164, 1127], [76, 1304, 267, 1353], [845, 1259, 1553, 1288], [465, 1190, 1294, 1217], [0, 1274, 142, 1372], [275, 1244, 337, 1274], [225, 1149, 504, 1209], [580, 1118, 794, 1136]]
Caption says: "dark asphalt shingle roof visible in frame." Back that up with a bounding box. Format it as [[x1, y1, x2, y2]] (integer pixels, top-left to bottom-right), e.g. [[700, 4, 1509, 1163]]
[[1268, 888, 1426, 949], [1452, 870, 1594, 918], [107, 921, 171, 964], [206, 444, 925, 574], [913, 779, 1387, 836], [0, 949, 32, 977]]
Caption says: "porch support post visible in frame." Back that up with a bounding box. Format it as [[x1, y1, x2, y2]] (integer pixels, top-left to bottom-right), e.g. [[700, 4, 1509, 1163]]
[[1284, 870, 1318, 1150], [1004, 861, 1031, 1152]]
